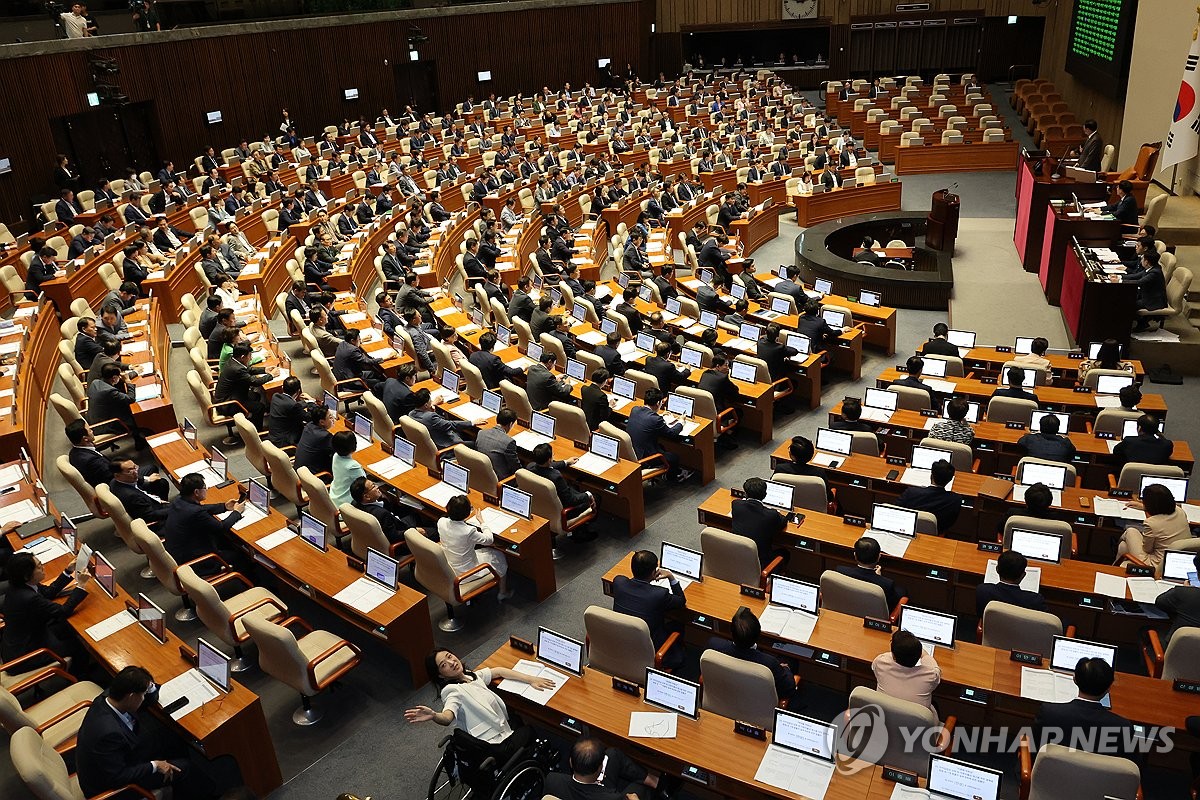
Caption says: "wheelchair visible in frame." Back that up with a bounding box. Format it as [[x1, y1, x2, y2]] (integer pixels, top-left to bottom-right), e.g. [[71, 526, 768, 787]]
[[427, 727, 558, 800]]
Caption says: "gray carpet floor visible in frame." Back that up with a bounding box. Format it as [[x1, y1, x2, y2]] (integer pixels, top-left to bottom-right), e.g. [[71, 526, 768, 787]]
[[1, 84, 1196, 799]]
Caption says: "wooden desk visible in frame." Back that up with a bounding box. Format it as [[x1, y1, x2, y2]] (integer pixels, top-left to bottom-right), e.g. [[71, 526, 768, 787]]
[[728, 209, 780, 257], [893, 141, 1020, 176], [1039, 207, 1124, 306], [351, 440, 559, 601], [480, 643, 879, 800], [1013, 156, 1111, 273], [1060, 241, 1139, 348], [792, 182, 903, 228], [149, 433, 435, 681]]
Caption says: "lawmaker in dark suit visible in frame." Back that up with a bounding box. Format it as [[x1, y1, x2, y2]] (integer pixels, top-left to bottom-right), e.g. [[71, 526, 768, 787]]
[[626, 389, 691, 481], [1113, 413, 1174, 466], [643, 342, 689, 393], [214, 343, 272, 429], [267, 377, 313, 448], [474, 409, 521, 479], [507, 278, 536, 323], [697, 355, 743, 414], [0, 552, 90, 664], [888, 355, 937, 409], [332, 329, 385, 393], [74, 318, 105, 370], [593, 333, 629, 376], [1074, 120, 1104, 172], [87, 363, 140, 443], [161, 473, 246, 574], [993, 366, 1038, 402], [76, 666, 193, 799], [612, 550, 687, 666], [1123, 249, 1167, 324], [976, 550, 1048, 618], [705, 607, 796, 701], [756, 323, 799, 381], [1104, 180, 1139, 225], [109, 458, 171, 524], [836, 536, 907, 610], [1033, 657, 1135, 759], [468, 332, 522, 389], [294, 406, 337, 475], [731, 478, 787, 567], [67, 426, 116, 486], [922, 324, 961, 357], [580, 370, 613, 431], [349, 476, 425, 544], [1154, 552, 1200, 645], [527, 443, 594, 515], [379, 365, 420, 422], [24, 247, 58, 300], [526, 353, 575, 411], [896, 458, 962, 532], [410, 389, 475, 448]]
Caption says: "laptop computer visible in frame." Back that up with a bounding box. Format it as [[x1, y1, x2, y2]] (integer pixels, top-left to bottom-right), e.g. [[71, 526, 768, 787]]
[[861, 387, 897, 422], [925, 755, 1002, 800], [866, 503, 919, 556], [811, 427, 852, 467], [1012, 462, 1068, 506], [899, 605, 957, 650], [572, 432, 621, 476], [940, 398, 981, 423], [1139, 474, 1188, 503], [1009, 528, 1064, 564]]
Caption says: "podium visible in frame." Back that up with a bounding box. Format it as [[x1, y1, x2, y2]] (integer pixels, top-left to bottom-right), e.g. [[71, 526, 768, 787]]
[[925, 189, 960, 253]]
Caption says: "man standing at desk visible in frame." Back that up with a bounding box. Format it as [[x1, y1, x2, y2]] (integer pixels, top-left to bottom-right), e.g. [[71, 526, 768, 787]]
[[1072, 120, 1105, 172], [612, 550, 687, 669]]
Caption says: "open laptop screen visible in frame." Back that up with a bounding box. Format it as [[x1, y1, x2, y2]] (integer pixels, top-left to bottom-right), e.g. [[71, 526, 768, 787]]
[[770, 575, 819, 614], [762, 479, 794, 510], [899, 605, 957, 648], [772, 710, 835, 761], [865, 387, 897, 410], [871, 503, 918, 536], [910, 445, 953, 471], [591, 433, 620, 461], [1096, 374, 1135, 395], [1162, 550, 1199, 583], [1050, 635, 1116, 672], [1139, 475, 1188, 503], [365, 547, 399, 590], [1009, 528, 1063, 564]]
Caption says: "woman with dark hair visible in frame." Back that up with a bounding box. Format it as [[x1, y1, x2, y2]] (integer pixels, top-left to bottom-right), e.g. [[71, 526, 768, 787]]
[[1078, 338, 1134, 385], [1117, 482, 1192, 575], [404, 649, 552, 757]]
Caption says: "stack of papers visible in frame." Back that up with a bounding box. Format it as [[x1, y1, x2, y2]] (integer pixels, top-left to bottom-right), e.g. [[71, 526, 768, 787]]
[[418, 481, 462, 507], [496, 659, 569, 705], [628, 712, 678, 738], [340, 312, 368, 324], [652, 575, 695, 591], [231, 505, 268, 530], [333, 576, 394, 613], [370, 346, 399, 361], [865, 529, 912, 558], [1020, 667, 1079, 702], [367, 456, 414, 480], [255, 527, 296, 550], [1094, 395, 1123, 408], [453, 402, 494, 424], [1092, 497, 1139, 520], [1127, 576, 1175, 603], [859, 407, 893, 423], [577, 330, 606, 345], [85, 610, 137, 642], [0, 499, 44, 526], [754, 746, 836, 799], [723, 337, 756, 352], [175, 461, 224, 485], [503, 356, 535, 371], [473, 507, 519, 532], [1093, 572, 1128, 598], [573, 453, 618, 476], [124, 340, 150, 354], [0, 463, 25, 487], [158, 669, 221, 720], [512, 430, 554, 450], [134, 384, 162, 402], [984, 560, 1041, 591], [617, 341, 650, 359], [145, 431, 183, 448], [760, 606, 818, 643], [809, 453, 844, 467], [924, 378, 957, 395]]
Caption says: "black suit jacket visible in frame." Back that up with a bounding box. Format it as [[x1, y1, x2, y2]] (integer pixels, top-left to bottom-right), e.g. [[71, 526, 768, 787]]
[[731, 498, 786, 566], [580, 383, 611, 431], [697, 369, 741, 411], [611, 575, 686, 648], [593, 345, 627, 376], [1034, 699, 1135, 758], [0, 573, 87, 661], [1155, 585, 1200, 645], [351, 500, 407, 544], [214, 357, 270, 407], [507, 291, 535, 323], [756, 340, 798, 380], [294, 423, 334, 474], [922, 337, 960, 357], [975, 582, 1048, 619], [267, 392, 310, 448], [888, 376, 936, 408], [643, 356, 688, 393], [76, 697, 162, 797], [69, 445, 113, 486], [75, 333, 105, 370], [468, 349, 516, 390], [896, 484, 962, 532], [162, 496, 241, 566], [379, 378, 419, 421], [1105, 194, 1138, 225], [1113, 432, 1174, 466], [87, 379, 136, 429], [835, 564, 904, 610], [109, 477, 170, 523]]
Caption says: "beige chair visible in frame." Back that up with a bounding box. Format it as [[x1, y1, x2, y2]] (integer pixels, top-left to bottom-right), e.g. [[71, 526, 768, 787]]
[[1111, 461, 1184, 491], [233, 413, 273, 484], [1019, 740, 1140, 800], [176, 564, 288, 671], [1003, 515, 1076, 560], [243, 615, 362, 725], [499, 379, 534, 424], [846, 687, 953, 776], [1080, 367, 1135, 391], [986, 396, 1038, 426], [362, 391, 399, 443], [11, 726, 160, 800], [187, 370, 242, 446], [921, 354, 965, 378], [262, 441, 308, 509], [298, 467, 343, 545], [887, 384, 932, 411], [848, 431, 881, 457], [452, 444, 506, 498], [769, 474, 829, 513], [55, 456, 104, 519], [399, 415, 451, 472], [677, 386, 736, 442], [700, 527, 780, 588], [0, 676, 102, 752], [916, 437, 976, 472], [1143, 626, 1200, 680], [980, 602, 1068, 657], [1138, 265, 1192, 329], [1002, 359, 1048, 386], [340, 502, 412, 565], [459, 359, 487, 402], [516, 468, 596, 558], [130, 517, 229, 622], [699, 650, 778, 731], [405, 527, 499, 632], [546, 400, 592, 445], [1091, 407, 1141, 436], [598, 421, 671, 484], [583, 605, 676, 683], [819, 569, 903, 621], [51, 394, 129, 450], [94, 484, 156, 580]]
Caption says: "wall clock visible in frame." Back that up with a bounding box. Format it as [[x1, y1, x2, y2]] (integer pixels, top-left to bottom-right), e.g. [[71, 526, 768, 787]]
[[783, 0, 817, 20]]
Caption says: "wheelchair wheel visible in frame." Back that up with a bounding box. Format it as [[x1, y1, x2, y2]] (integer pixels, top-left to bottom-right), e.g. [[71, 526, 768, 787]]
[[490, 761, 544, 800], [427, 749, 469, 800]]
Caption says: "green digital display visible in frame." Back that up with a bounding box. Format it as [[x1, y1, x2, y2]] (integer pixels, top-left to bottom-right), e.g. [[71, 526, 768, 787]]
[[1065, 0, 1137, 91]]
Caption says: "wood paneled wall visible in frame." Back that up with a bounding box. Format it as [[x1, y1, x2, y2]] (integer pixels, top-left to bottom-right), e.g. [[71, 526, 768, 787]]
[[657, 0, 1051, 32], [0, 0, 643, 227]]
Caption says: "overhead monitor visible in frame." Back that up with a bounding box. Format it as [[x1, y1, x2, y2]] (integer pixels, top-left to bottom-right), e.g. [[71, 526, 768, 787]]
[[477, 70, 493, 81], [344, 88, 359, 100]]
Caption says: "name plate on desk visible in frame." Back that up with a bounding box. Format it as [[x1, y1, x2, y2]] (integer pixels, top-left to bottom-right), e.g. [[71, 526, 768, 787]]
[[1011, 650, 1043, 665], [1125, 564, 1154, 577], [927, 567, 949, 581], [993, 473, 1016, 483], [793, 536, 814, 551], [980, 377, 997, 385], [730, 487, 746, 499], [345, 555, 365, 572], [740, 584, 765, 599], [1096, 431, 1116, 440], [978, 541, 1003, 553], [1073, 386, 1092, 393], [920, 409, 939, 418], [612, 676, 641, 697], [1005, 421, 1026, 430], [1172, 679, 1200, 695], [882, 767, 920, 787], [995, 346, 1012, 353], [1108, 489, 1133, 499], [885, 455, 906, 466], [734, 720, 767, 740], [843, 514, 867, 527], [863, 617, 892, 632], [509, 636, 535, 655]]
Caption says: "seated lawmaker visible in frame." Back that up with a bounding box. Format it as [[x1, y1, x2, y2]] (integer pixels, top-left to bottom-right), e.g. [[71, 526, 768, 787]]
[[627, 389, 693, 483], [831, 398, 874, 433], [704, 607, 798, 703], [1113, 414, 1173, 466], [109, 457, 171, 524], [976, 550, 1048, 617], [837, 537, 907, 610], [1103, 180, 1139, 226], [771, 436, 827, 483], [994, 366, 1037, 402], [543, 737, 663, 800], [888, 356, 936, 409], [731, 477, 788, 568], [161, 473, 246, 576], [1018, 413, 1076, 464], [527, 444, 597, 530], [1033, 657, 1136, 759], [1, 552, 91, 667], [349, 477, 427, 545], [929, 397, 974, 446], [922, 323, 960, 357], [872, 630, 941, 716], [1154, 553, 1200, 646], [1116, 482, 1191, 575], [612, 550, 687, 667], [895, 458, 962, 533]]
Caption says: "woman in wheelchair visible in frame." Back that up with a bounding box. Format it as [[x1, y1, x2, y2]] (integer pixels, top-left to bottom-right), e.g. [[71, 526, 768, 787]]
[[405, 649, 553, 749]]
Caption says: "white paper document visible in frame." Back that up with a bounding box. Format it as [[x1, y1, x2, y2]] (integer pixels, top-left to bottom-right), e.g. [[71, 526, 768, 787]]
[[1127, 576, 1174, 603], [231, 505, 268, 530], [1093, 572, 1128, 598], [753, 746, 837, 799], [984, 560, 1041, 592], [174, 461, 224, 485], [809, 453, 845, 467], [0, 464, 24, 487], [859, 407, 893, 423], [124, 340, 150, 353], [1020, 667, 1077, 703], [157, 669, 221, 720], [867, 530, 912, 558], [418, 481, 463, 507], [474, 507, 519, 532], [577, 330, 606, 346], [368, 455, 415, 480], [496, 659, 569, 705], [85, 609, 137, 641], [145, 431, 183, 448], [1093, 395, 1122, 408], [925, 378, 957, 395], [628, 711, 678, 739], [0, 499, 44, 526], [339, 312, 368, 324], [503, 356, 534, 371], [134, 384, 162, 402], [1092, 496, 1141, 521], [333, 576, 394, 613], [759, 606, 818, 643], [255, 527, 296, 550], [453, 402, 494, 424], [573, 453, 618, 476], [24, 537, 71, 563], [512, 430, 554, 450]]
